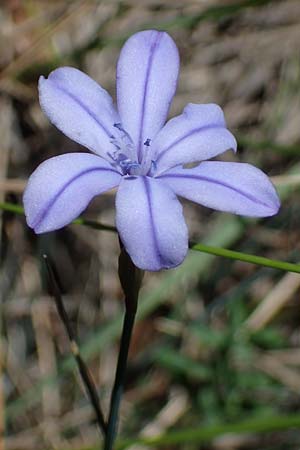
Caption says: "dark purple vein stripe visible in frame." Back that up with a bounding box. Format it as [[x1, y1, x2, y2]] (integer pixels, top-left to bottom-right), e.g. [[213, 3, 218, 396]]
[[137, 32, 163, 162], [158, 172, 271, 209], [32, 167, 120, 230], [49, 81, 112, 137], [155, 124, 227, 163], [142, 177, 165, 267]]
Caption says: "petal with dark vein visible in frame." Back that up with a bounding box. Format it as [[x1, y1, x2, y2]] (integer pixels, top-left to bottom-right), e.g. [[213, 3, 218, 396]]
[[39, 67, 120, 158], [116, 176, 188, 271], [24, 153, 121, 233], [116, 30, 179, 162], [158, 162, 280, 217]]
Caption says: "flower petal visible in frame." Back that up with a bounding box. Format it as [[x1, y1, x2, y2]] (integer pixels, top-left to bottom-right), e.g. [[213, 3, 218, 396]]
[[24, 153, 121, 233], [116, 176, 188, 271], [153, 103, 237, 175], [158, 162, 280, 217], [116, 30, 179, 162], [39, 67, 120, 158]]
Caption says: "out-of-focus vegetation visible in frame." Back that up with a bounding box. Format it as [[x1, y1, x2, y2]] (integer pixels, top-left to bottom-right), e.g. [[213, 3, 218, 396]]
[[1, 0, 300, 449]]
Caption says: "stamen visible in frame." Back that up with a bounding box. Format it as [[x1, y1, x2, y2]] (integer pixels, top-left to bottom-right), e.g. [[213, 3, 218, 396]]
[[109, 137, 121, 150], [108, 123, 149, 175], [114, 123, 134, 145], [113, 123, 124, 131], [109, 122, 136, 161], [151, 160, 157, 172]]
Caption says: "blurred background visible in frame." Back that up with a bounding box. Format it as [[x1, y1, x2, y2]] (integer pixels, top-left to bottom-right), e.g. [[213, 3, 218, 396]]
[[1, 0, 300, 449]]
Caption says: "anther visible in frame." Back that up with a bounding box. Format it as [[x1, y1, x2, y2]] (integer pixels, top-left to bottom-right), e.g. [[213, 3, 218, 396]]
[[113, 123, 123, 131]]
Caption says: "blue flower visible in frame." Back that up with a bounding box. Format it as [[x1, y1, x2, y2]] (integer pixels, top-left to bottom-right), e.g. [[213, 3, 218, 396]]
[[23, 30, 280, 271]]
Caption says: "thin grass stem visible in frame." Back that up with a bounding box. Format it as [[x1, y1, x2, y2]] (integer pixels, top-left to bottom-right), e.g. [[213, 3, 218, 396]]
[[43, 254, 107, 438], [2, 201, 300, 274], [190, 242, 300, 274]]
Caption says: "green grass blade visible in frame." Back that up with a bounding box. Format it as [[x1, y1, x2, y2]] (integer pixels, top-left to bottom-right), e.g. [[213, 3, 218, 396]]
[[115, 413, 300, 449], [191, 242, 300, 274]]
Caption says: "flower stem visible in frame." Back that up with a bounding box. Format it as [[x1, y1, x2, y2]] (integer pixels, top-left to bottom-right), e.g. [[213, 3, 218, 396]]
[[104, 247, 143, 450], [104, 307, 137, 450]]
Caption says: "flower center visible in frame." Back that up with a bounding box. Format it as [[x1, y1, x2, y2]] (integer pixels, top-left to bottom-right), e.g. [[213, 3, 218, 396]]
[[108, 123, 153, 176]]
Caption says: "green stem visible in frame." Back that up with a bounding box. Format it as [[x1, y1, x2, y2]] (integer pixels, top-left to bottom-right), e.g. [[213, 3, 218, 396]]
[[73, 217, 116, 233], [104, 306, 137, 450], [191, 242, 300, 274], [104, 248, 142, 450], [0, 201, 116, 233], [0, 201, 24, 215]]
